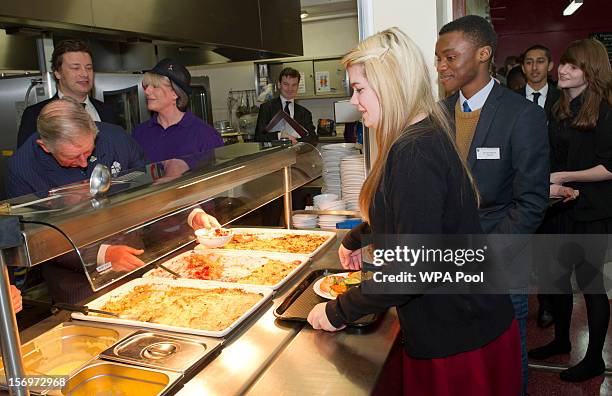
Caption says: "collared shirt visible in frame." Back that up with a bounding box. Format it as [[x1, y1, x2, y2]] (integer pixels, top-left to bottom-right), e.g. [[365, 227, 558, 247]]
[[277, 95, 302, 139], [459, 78, 495, 112], [525, 83, 549, 109], [6, 122, 145, 199], [132, 110, 224, 164], [57, 89, 101, 122], [279, 94, 295, 119]]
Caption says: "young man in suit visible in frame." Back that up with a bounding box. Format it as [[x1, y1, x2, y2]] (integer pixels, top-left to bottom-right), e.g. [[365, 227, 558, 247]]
[[17, 39, 119, 148], [521, 44, 561, 119], [255, 67, 317, 144], [436, 15, 550, 395]]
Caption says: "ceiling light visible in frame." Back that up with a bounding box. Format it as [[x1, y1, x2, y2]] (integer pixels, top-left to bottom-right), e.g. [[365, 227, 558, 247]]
[[563, 0, 583, 16], [300, 12, 309, 19]]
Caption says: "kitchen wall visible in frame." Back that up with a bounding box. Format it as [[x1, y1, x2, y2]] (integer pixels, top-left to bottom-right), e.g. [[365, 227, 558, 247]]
[[189, 15, 358, 126]]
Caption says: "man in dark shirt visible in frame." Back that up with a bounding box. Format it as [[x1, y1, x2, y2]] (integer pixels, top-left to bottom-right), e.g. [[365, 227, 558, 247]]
[[17, 39, 118, 148], [8, 98, 145, 303], [255, 67, 317, 144]]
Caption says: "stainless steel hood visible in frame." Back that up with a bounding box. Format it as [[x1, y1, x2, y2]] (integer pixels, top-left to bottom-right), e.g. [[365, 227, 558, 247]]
[[0, 0, 304, 67]]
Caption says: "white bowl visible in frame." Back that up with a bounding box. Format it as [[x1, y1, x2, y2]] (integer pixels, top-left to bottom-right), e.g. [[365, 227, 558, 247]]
[[195, 228, 233, 248]]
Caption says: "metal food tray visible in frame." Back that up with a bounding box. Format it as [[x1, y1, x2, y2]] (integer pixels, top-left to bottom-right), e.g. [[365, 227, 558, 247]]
[[72, 278, 273, 338], [144, 250, 311, 290], [100, 330, 223, 375], [274, 269, 379, 327], [198, 227, 337, 257]]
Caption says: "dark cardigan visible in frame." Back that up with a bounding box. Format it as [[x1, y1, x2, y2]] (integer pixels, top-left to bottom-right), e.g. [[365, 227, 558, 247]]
[[549, 97, 612, 222], [326, 120, 515, 359]]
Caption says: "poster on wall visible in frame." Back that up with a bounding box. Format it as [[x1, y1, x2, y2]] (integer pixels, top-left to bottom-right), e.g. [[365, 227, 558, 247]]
[[298, 72, 306, 94], [316, 71, 331, 93], [590, 33, 612, 63]]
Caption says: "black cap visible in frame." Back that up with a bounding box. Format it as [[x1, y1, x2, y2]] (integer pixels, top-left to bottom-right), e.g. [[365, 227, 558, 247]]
[[150, 58, 192, 95]]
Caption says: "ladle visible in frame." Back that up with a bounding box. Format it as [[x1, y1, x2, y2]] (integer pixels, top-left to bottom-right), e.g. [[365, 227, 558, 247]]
[[89, 164, 132, 196]]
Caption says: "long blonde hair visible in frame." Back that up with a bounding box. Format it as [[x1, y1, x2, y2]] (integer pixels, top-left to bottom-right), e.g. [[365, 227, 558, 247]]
[[343, 27, 477, 223]]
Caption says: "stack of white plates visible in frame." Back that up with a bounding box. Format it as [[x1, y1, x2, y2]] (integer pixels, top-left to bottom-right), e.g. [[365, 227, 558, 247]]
[[340, 154, 366, 211], [318, 215, 346, 229], [320, 143, 360, 197], [313, 193, 339, 209], [318, 199, 346, 211], [292, 214, 318, 229]]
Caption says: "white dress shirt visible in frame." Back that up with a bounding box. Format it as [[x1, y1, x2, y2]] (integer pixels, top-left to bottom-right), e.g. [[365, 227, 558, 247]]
[[278, 94, 300, 139], [57, 89, 101, 122], [525, 83, 549, 109], [459, 78, 495, 112], [279, 94, 295, 119]]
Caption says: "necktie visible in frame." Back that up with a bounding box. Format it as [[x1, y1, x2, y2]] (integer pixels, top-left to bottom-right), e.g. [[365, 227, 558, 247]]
[[81, 103, 87, 108], [284, 101, 291, 117], [532, 92, 541, 106], [462, 101, 472, 113]]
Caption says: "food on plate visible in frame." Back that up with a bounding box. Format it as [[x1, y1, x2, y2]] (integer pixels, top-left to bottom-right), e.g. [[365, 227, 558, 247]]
[[147, 252, 301, 286], [97, 284, 262, 331], [222, 233, 328, 254], [319, 272, 361, 297]]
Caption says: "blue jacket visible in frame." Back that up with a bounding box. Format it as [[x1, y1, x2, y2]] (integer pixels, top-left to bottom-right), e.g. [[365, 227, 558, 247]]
[[7, 122, 145, 198], [443, 82, 550, 234]]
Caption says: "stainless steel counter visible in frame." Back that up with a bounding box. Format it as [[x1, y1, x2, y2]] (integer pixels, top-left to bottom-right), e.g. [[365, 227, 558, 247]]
[[177, 231, 400, 396], [13, 231, 400, 395]]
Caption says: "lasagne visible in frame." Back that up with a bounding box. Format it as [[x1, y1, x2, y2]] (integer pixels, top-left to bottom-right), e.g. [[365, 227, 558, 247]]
[[222, 233, 328, 254], [148, 252, 301, 286], [98, 284, 262, 331]]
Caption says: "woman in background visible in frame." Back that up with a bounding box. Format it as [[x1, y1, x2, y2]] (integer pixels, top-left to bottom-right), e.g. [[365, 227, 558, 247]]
[[307, 28, 520, 395], [133, 58, 223, 164], [529, 38, 611, 382]]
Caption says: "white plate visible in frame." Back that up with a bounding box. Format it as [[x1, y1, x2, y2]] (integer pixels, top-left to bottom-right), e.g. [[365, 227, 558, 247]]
[[313, 272, 357, 299]]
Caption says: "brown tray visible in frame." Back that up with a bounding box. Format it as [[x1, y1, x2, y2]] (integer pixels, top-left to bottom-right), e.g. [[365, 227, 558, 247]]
[[274, 269, 379, 327]]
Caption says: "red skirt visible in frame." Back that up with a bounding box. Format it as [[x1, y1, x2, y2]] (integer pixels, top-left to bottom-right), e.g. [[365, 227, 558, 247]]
[[401, 320, 521, 396]]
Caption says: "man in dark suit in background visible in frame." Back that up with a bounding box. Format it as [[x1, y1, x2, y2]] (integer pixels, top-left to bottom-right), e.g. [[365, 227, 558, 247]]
[[436, 16, 549, 395], [521, 44, 560, 119], [17, 39, 118, 148], [255, 67, 317, 144]]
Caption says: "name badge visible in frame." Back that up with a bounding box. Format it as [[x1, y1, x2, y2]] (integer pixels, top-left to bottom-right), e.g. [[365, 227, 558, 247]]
[[476, 147, 500, 160]]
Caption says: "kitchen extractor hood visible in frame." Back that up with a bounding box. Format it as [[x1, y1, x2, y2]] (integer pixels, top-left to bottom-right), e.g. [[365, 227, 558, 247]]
[[0, 0, 303, 66]]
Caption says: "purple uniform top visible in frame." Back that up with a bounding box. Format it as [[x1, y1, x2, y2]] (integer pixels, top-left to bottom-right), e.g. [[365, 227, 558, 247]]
[[133, 110, 223, 163]]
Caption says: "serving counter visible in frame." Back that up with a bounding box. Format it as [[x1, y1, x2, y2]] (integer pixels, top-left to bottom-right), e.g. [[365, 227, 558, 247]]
[[12, 233, 399, 396], [1, 142, 399, 395]]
